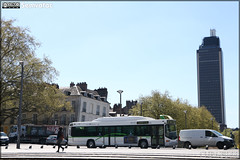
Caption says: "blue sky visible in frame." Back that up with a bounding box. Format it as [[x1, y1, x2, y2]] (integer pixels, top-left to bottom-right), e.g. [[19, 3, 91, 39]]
[[2, 1, 239, 128]]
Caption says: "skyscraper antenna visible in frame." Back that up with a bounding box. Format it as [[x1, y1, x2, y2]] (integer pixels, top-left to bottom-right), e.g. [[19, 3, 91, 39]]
[[210, 29, 216, 36]]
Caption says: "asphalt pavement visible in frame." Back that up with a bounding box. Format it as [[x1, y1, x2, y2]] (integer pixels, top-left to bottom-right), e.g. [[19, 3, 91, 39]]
[[1, 143, 239, 159]]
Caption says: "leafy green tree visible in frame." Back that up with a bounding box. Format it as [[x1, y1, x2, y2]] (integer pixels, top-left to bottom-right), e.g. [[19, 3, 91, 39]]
[[130, 90, 219, 134], [0, 19, 70, 124], [233, 130, 239, 149]]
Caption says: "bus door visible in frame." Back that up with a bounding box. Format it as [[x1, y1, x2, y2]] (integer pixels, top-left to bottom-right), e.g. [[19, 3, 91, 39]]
[[115, 126, 122, 146], [96, 126, 103, 145], [103, 126, 115, 146], [151, 125, 164, 147]]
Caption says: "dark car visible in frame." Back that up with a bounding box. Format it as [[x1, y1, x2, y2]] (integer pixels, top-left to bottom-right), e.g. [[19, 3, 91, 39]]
[[0, 132, 9, 145], [46, 135, 67, 145]]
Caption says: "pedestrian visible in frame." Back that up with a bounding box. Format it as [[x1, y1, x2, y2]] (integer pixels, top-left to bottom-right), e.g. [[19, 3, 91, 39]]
[[230, 132, 236, 148], [230, 132, 235, 146], [56, 127, 64, 152]]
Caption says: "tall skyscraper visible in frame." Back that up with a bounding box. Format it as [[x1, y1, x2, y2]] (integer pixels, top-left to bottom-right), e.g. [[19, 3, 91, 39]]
[[197, 29, 226, 131]]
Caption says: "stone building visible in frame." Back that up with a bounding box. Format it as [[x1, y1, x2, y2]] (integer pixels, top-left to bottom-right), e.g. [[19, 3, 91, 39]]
[[113, 100, 137, 115], [123, 100, 137, 114], [61, 82, 110, 122]]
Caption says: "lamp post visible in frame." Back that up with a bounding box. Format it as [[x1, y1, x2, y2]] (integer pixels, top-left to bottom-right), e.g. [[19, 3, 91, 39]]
[[183, 110, 187, 129], [17, 61, 24, 149], [117, 90, 123, 115]]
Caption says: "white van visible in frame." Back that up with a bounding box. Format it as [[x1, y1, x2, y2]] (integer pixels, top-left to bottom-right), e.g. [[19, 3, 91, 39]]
[[179, 129, 234, 149]]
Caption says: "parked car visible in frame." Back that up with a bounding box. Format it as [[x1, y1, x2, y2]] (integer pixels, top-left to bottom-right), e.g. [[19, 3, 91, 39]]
[[179, 129, 234, 149], [46, 135, 67, 145], [0, 132, 9, 145]]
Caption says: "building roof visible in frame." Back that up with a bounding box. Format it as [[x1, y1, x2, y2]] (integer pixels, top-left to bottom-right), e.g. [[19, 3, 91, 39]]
[[60, 86, 109, 103]]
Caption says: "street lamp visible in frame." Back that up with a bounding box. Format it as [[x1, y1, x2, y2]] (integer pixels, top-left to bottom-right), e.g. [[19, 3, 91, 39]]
[[117, 90, 123, 115], [183, 110, 187, 129], [138, 100, 143, 116], [17, 61, 24, 149]]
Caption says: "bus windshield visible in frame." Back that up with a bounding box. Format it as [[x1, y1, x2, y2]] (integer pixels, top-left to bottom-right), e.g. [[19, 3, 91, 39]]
[[165, 124, 177, 139]]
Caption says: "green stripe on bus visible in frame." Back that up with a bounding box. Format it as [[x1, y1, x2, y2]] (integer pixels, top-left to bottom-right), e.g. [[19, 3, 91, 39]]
[[70, 135, 151, 139]]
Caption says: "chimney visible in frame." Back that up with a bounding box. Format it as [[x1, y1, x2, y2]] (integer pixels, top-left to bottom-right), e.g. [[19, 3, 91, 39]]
[[77, 82, 87, 91], [95, 88, 108, 99], [70, 82, 75, 88]]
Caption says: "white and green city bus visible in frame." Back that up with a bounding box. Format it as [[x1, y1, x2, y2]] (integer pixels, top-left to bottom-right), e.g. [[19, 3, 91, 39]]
[[68, 116, 177, 148]]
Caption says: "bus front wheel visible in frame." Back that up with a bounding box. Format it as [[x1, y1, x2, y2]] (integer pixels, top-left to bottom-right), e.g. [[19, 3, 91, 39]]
[[87, 140, 96, 148], [139, 140, 148, 149]]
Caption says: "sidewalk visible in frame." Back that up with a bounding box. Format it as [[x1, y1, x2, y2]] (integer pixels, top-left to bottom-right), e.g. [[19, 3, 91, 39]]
[[1, 143, 239, 159]]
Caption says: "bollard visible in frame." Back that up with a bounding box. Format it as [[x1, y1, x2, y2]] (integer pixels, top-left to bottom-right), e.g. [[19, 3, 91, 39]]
[[115, 145, 118, 149], [206, 145, 208, 150]]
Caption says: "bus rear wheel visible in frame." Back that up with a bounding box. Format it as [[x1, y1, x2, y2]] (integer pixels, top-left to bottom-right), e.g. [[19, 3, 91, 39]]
[[87, 140, 96, 148], [139, 140, 148, 149]]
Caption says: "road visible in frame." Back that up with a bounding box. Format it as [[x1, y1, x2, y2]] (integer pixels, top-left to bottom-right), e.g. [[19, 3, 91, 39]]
[[1, 144, 239, 159]]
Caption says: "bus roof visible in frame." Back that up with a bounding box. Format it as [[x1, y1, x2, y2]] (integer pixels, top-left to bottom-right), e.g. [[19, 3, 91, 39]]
[[93, 116, 154, 122], [70, 116, 174, 127]]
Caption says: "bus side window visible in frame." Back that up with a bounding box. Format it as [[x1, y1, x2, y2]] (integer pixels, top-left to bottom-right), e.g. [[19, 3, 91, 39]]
[[71, 127, 77, 136], [98, 127, 103, 136], [104, 127, 109, 136], [86, 127, 97, 136], [110, 127, 115, 135], [116, 126, 122, 134], [72, 127, 85, 137], [136, 126, 140, 136], [103, 126, 115, 135], [136, 126, 149, 136]]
